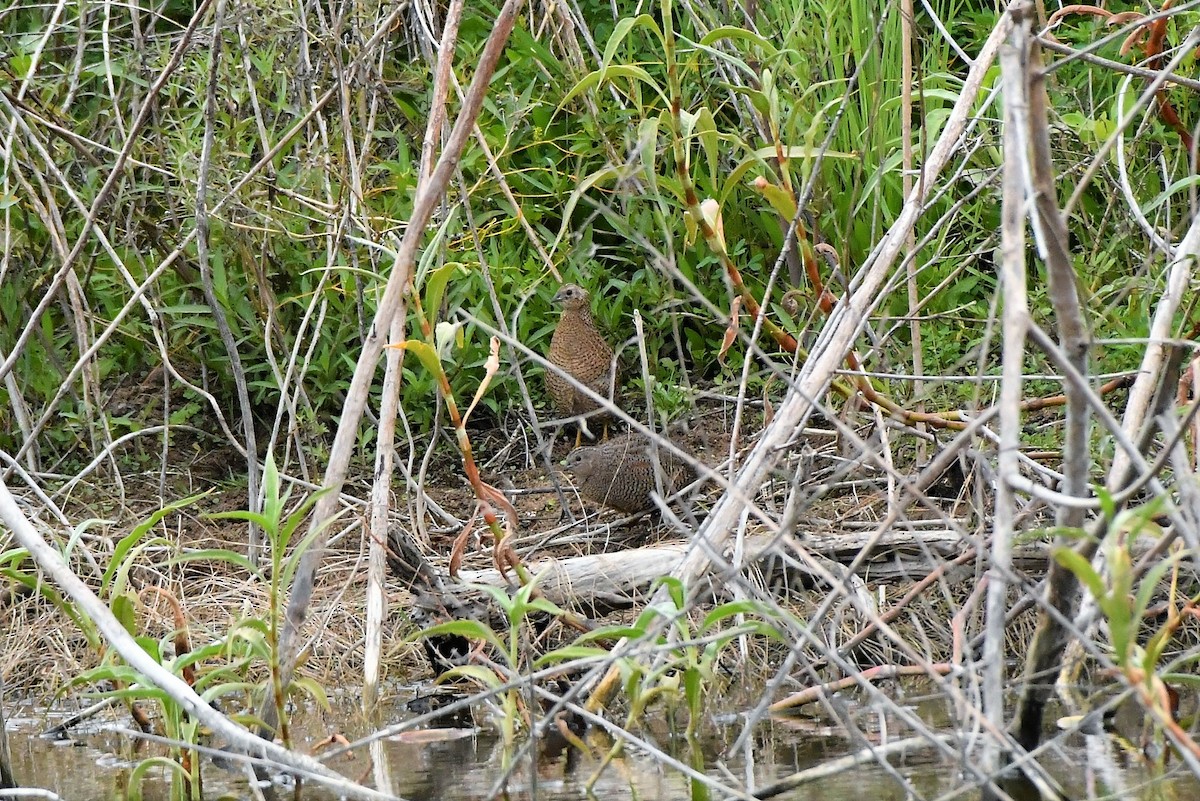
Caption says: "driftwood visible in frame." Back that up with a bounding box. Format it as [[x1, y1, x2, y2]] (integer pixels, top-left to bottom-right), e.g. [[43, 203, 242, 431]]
[[456, 530, 1054, 609]]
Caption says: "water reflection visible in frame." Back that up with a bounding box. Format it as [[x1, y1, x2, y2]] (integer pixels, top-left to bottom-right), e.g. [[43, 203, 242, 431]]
[[3, 685, 1199, 800]]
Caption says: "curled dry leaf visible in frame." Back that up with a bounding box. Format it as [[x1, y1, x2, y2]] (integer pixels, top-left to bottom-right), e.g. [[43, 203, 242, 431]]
[[700, 197, 726, 251], [448, 510, 477, 578], [463, 336, 501, 425], [719, 295, 742, 365]]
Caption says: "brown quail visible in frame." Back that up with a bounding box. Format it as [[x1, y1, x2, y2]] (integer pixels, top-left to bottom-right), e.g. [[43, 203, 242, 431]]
[[564, 434, 696, 514], [545, 284, 617, 446]]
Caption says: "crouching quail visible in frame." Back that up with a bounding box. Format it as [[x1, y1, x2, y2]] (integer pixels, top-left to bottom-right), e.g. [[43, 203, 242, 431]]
[[564, 433, 696, 514]]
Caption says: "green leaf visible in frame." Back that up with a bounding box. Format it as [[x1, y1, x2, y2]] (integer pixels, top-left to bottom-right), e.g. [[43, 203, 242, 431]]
[[414, 620, 504, 653], [702, 600, 764, 631], [637, 116, 661, 194], [103, 493, 208, 591], [532, 645, 612, 668], [1, 567, 96, 647], [561, 65, 668, 109], [755, 180, 798, 220], [167, 401, 201, 425], [169, 549, 258, 574], [634, 605, 669, 632], [262, 452, 283, 524], [763, 67, 779, 129], [693, 107, 719, 189], [231, 618, 270, 637], [279, 509, 337, 589], [600, 14, 665, 68], [679, 107, 698, 173], [740, 619, 789, 644], [0, 547, 30, 566], [473, 583, 518, 612], [1096, 486, 1116, 522], [134, 636, 161, 661], [290, 675, 331, 710], [112, 592, 138, 637], [106, 536, 171, 599], [1104, 596, 1133, 663], [686, 39, 758, 79], [1052, 546, 1107, 601], [437, 665, 502, 690], [1144, 175, 1200, 213], [176, 639, 235, 671], [77, 666, 162, 692], [1134, 554, 1180, 624], [207, 510, 275, 532], [424, 261, 465, 319], [573, 625, 645, 643], [8, 54, 32, 81], [697, 26, 778, 56], [654, 575, 685, 610], [394, 339, 444, 381], [684, 666, 703, 716], [200, 680, 259, 702], [129, 757, 190, 801], [228, 630, 270, 662], [1164, 671, 1200, 687], [521, 596, 566, 617]]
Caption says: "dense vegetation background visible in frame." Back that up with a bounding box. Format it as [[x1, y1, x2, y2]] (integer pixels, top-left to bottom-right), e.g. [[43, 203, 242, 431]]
[[2, 0, 1190, 477], [0, 2, 1019, 468]]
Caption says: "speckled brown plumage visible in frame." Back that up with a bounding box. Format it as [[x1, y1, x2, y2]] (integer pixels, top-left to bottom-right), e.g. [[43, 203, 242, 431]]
[[564, 434, 696, 514], [545, 284, 617, 442]]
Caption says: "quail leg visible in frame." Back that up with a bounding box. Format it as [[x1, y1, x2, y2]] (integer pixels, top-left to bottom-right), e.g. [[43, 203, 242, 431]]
[[575, 416, 596, 449]]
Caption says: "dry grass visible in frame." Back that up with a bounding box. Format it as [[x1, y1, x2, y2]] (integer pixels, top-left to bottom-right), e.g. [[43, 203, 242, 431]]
[[8, 396, 1199, 713], [2, 473, 424, 699], [0, 410, 955, 700]]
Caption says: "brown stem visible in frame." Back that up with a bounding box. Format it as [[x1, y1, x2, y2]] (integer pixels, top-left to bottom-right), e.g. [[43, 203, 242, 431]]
[[139, 586, 193, 687], [769, 663, 954, 712]]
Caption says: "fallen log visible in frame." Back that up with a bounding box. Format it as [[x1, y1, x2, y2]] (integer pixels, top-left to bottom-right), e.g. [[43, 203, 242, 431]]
[[457, 529, 1055, 609]]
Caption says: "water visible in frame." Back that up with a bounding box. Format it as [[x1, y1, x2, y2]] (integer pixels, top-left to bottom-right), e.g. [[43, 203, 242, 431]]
[[3, 686, 1197, 800]]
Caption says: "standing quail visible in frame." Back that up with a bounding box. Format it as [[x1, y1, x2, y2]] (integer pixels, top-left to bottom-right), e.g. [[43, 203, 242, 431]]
[[545, 284, 617, 447], [564, 433, 696, 514]]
